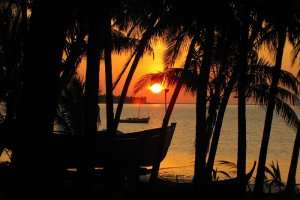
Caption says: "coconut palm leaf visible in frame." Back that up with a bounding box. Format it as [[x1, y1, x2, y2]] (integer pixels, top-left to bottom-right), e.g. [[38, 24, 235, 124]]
[[248, 60, 300, 95], [133, 67, 198, 95], [264, 161, 285, 193], [56, 104, 73, 134], [212, 168, 219, 181], [291, 39, 300, 65], [212, 168, 233, 181], [163, 28, 191, 68], [216, 160, 237, 170], [273, 98, 299, 129], [248, 84, 299, 128], [56, 75, 87, 135], [255, 23, 277, 57], [215, 169, 233, 179], [112, 28, 154, 55]]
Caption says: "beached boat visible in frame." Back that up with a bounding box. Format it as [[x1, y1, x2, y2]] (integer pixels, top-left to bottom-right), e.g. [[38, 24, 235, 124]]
[[51, 123, 176, 172]]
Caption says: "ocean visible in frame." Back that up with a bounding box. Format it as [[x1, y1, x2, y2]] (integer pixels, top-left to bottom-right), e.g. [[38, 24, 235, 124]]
[[0, 103, 298, 184], [98, 104, 300, 183]]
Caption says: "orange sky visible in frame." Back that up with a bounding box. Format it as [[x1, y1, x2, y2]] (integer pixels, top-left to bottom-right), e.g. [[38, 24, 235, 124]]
[[77, 39, 300, 104], [78, 40, 194, 103]]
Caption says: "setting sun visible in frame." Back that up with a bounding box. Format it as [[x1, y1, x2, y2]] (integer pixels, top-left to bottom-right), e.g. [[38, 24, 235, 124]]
[[149, 83, 164, 94]]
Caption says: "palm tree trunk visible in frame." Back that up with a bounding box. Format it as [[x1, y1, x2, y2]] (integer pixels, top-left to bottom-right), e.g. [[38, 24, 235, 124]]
[[150, 34, 199, 182], [112, 51, 136, 90], [194, 28, 213, 186], [16, 1, 67, 197], [285, 124, 300, 193], [161, 35, 199, 128], [104, 14, 114, 133], [113, 16, 157, 133], [82, 20, 101, 136], [79, 14, 102, 183], [237, 21, 249, 191], [204, 63, 228, 163], [204, 81, 221, 156], [206, 77, 236, 178], [254, 28, 286, 194]]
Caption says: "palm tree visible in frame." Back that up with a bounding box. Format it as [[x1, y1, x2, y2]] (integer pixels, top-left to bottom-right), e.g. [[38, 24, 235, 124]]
[[104, 10, 114, 134], [58, 8, 143, 136], [285, 124, 300, 193], [254, 0, 300, 194], [154, 35, 200, 182], [112, 1, 165, 133], [77, 5, 103, 187], [15, 1, 70, 197], [59, 21, 87, 91], [206, 76, 236, 179], [162, 1, 234, 186], [0, 1, 26, 151], [134, 58, 300, 184], [82, 15, 101, 134], [234, 2, 267, 193], [285, 24, 300, 194], [236, 6, 249, 192]]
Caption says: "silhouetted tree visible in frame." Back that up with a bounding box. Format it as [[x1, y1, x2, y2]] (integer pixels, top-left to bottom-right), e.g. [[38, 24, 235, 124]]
[[16, 1, 70, 198], [254, 0, 300, 194]]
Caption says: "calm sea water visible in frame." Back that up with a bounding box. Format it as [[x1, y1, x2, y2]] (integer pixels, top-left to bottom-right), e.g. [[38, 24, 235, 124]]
[[99, 104, 300, 183], [0, 103, 298, 183]]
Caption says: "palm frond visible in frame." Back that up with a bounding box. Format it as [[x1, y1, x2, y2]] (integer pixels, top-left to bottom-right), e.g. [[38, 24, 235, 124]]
[[216, 160, 237, 170], [291, 39, 300, 66], [249, 60, 300, 95], [112, 28, 154, 55], [264, 161, 285, 193], [248, 84, 299, 128], [133, 68, 198, 94], [276, 86, 300, 105], [273, 98, 299, 129], [163, 28, 190, 68], [56, 104, 73, 134], [216, 170, 233, 179], [257, 28, 278, 61]]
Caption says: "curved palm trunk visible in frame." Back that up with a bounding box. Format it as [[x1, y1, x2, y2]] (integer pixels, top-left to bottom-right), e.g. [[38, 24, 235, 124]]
[[150, 34, 199, 182], [204, 63, 229, 163], [254, 28, 286, 194], [206, 77, 236, 178], [204, 79, 222, 156], [112, 51, 136, 90], [104, 15, 114, 133], [113, 17, 157, 133], [285, 124, 300, 193], [194, 28, 213, 186]]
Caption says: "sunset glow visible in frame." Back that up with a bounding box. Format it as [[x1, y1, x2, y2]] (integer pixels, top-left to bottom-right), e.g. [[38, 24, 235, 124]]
[[149, 83, 164, 94]]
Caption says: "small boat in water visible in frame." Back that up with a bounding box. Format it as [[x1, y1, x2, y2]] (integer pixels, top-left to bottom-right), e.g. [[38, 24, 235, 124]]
[[120, 103, 150, 123], [120, 116, 150, 123]]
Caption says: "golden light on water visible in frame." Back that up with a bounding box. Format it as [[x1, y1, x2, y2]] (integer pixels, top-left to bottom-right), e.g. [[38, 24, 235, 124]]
[[149, 83, 164, 94]]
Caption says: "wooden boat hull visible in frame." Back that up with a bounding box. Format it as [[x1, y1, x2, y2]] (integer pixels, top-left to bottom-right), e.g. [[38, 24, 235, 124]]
[[51, 123, 176, 169]]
